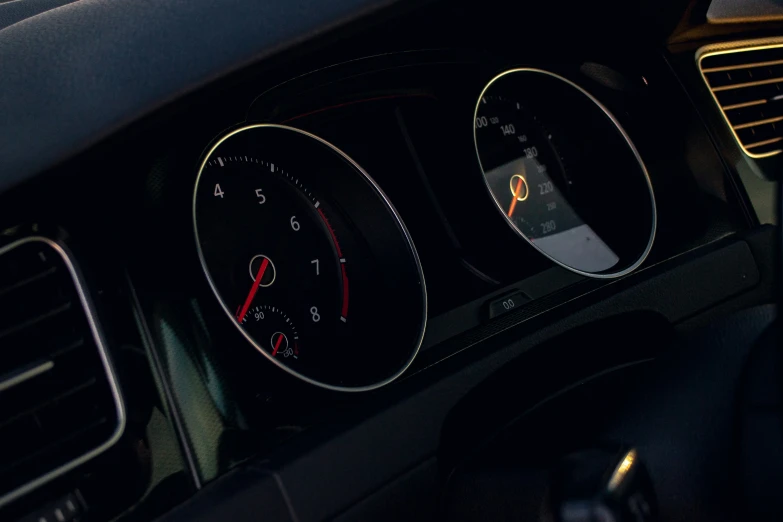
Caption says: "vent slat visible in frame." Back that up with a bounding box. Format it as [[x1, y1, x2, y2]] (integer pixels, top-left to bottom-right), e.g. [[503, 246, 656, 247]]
[[734, 116, 783, 129], [721, 102, 783, 126], [0, 417, 108, 478], [712, 75, 783, 92], [0, 303, 72, 344], [0, 417, 43, 468], [744, 136, 782, 150], [0, 266, 57, 300], [0, 310, 83, 373], [702, 46, 783, 69], [48, 337, 86, 359], [700, 44, 783, 157], [0, 360, 54, 393], [0, 238, 122, 507], [702, 57, 783, 73], [0, 246, 55, 292], [0, 378, 97, 430], [723, 99, 768, 111]]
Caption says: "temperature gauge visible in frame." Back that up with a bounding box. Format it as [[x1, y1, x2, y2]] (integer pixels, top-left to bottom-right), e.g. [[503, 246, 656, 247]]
[[240, 305, 300, 359]]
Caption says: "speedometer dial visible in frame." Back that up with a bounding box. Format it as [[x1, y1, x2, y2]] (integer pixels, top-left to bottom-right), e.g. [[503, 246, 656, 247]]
[[474, 69, 656, 278], [194, 125, 426, 391], [476, 95, 619, 273]]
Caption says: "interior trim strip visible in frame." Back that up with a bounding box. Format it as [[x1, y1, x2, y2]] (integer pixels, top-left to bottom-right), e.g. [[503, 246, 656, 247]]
[[125, 277, 203, 489]]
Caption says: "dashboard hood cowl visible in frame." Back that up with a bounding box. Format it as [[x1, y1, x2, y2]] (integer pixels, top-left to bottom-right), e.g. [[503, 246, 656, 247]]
[[0, 0, 395, 194]]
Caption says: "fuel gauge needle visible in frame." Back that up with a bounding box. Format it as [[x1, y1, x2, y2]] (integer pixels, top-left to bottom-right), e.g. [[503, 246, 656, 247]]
[[236, 257, 270, 322]]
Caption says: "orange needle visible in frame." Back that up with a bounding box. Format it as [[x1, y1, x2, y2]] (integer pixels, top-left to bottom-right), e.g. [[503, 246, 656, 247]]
[[508, 176, 525, 217]]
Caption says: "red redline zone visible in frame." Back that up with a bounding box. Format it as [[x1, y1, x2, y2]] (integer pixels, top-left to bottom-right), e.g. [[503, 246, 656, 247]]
[[341, 265, 349, 318], [317, 207, 349, 319], [317, 208, 343, 257]]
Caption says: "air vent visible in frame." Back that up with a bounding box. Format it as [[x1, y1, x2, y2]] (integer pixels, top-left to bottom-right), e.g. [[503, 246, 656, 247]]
[[0, 237, 124, 508], [699, 42, 783, 158]]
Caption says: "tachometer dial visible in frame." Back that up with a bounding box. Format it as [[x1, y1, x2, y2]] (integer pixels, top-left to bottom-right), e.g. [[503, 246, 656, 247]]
[[194, 125, 426, 391]]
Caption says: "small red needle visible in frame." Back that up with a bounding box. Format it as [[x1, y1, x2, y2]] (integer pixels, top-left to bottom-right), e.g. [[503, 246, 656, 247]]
[[272, 334, 284, 356], [508, 176, 525, 217], [236, 257, 269, 322]]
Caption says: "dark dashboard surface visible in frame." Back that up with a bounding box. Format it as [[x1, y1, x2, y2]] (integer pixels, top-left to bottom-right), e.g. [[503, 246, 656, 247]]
[[0, 0, 779, 521], [0, 0, 402, 192]]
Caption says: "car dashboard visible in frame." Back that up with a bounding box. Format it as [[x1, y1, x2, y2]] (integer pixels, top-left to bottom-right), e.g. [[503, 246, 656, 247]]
[[0, 0, 779, 521]]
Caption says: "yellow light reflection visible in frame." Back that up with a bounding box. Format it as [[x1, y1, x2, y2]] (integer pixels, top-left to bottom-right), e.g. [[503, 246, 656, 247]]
[[607, 449, 637, 492]]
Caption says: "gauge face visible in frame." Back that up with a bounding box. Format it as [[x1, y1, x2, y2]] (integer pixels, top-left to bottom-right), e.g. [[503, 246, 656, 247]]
[[476, 95, 619, 273], [194, 125, 426, 391], [199, 156, 344, 362], [474, 69, 656, 278]]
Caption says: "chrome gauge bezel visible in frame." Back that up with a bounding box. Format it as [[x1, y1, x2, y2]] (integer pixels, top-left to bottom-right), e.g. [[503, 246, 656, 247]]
[[193, 124, 427, 392]]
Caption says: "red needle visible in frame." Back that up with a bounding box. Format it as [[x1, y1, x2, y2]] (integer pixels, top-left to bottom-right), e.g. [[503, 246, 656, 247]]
[[236, 257, 269, 322], [272, 334, 284, 356]]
